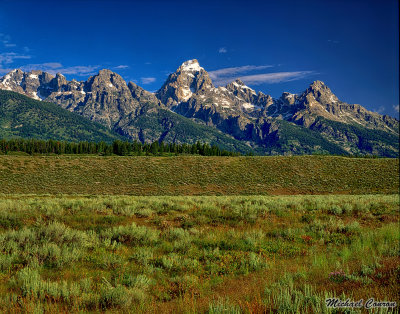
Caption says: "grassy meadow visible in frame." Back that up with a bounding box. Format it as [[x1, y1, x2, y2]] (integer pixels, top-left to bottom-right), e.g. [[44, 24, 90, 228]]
[[0, 155, 398, 312], [0, 155, 398, 195], [0, 194, 398, 313]]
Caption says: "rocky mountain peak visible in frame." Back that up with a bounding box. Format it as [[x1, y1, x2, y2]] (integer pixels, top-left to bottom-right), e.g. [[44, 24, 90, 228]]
[[98, 69, 115, 76], [5, 69, 24, 80], [156, 59, 214, 108], [234, 78, 245, 86], [0, 69, 49, 100], [309, 80, 327, 89], [279, 92, 297, 105], [54, 72, 67, 87], [301, 80, 339, 105], [226, 78, 255, 92], [224, 78, 257, 105], [85, 69, 127, 92], [1, 69, 23, 86], [92, 69, 118, 81], [128, 81, 160, 106], [45, 69, 139, 129], [39, 71, 55, 83]]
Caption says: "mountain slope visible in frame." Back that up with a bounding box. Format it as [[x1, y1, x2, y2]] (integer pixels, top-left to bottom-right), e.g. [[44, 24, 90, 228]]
[[115, 102, 254, 153], [0, 90, 127, 142], [252, 118, 349, 155], [308, 117, 399, 157]]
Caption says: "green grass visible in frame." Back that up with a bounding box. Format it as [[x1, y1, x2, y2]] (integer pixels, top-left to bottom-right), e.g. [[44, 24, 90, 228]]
[[0, 194, 398, 312], [0, 155, 398, 195]]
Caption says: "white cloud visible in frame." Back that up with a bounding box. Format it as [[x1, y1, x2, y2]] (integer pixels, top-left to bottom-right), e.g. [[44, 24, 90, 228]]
[[0, 52, 31, 65], [237, 71, 314, 85], [0, 57, 132, 78], [393, 105, 399, 113], [374, 106, 385, 114], [52, 65, 99, 76], [0, 33, 17, 48], [141, 77, 156, 84], [218, 47, 227, 53], [0, 68, 12, 75], [0, 42, 98, 77], [209, 64, 314, 86], [22, 62, 62, 69], [0, 50, 31, 74], [209, 65, 273, 80], [19, 62, 99, 76]]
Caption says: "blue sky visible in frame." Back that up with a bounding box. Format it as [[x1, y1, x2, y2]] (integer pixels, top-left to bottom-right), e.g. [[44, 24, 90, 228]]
[[0, 0, 398, 117]]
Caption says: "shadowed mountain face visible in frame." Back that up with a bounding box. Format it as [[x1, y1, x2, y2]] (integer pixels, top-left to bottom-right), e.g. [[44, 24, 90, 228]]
[[0, 90, 127, 143], [0, 59, 398, 156]]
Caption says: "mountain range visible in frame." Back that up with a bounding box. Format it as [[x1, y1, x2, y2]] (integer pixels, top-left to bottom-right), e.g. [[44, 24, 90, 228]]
[[0, 59, 398, 156]]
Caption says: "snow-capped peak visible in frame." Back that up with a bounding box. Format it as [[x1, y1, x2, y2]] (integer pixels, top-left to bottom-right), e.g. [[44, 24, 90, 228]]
[[180, 59, 202, 72]]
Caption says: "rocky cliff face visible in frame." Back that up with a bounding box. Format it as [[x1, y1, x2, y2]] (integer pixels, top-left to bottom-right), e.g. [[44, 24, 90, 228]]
[[0, 59, 398, 156], [46, 69, 139, 129], [128, 81, 161, 106], [0, 69, 54, 100]]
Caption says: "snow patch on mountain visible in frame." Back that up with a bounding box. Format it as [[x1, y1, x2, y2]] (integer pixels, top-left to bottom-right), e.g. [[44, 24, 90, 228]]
[[181, 59, 202, 72]]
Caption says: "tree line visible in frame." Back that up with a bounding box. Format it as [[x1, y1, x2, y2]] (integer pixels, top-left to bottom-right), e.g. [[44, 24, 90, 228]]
[[0, 138, 243, 156]]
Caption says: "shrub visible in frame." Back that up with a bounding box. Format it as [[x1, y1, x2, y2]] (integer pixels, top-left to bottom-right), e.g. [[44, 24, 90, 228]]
[[122, 274, 152, 290], [130, 247, 154, 266], [0, 212, 22, 229], [208, 298, 241, 314], [171, 275, 199, 295], [100, 279, 130, 309], [13, 267, 82, 302], [328, 270, 347, 283], [0, 221, 98, 268], [343, 221, 361, 235], [102, 223, 160, 246], [328, 205, 343, 215], [300, 214, 315, 224]]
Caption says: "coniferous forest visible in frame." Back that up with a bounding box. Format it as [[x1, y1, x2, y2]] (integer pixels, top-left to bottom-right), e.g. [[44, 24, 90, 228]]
[[0, 138, 242, 156]]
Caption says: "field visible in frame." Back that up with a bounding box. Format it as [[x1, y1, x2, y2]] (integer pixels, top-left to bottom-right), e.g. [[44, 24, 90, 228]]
[[0, 195, 398, 313], [0, 156, 398, 313], [0, 155, 398, 195]]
